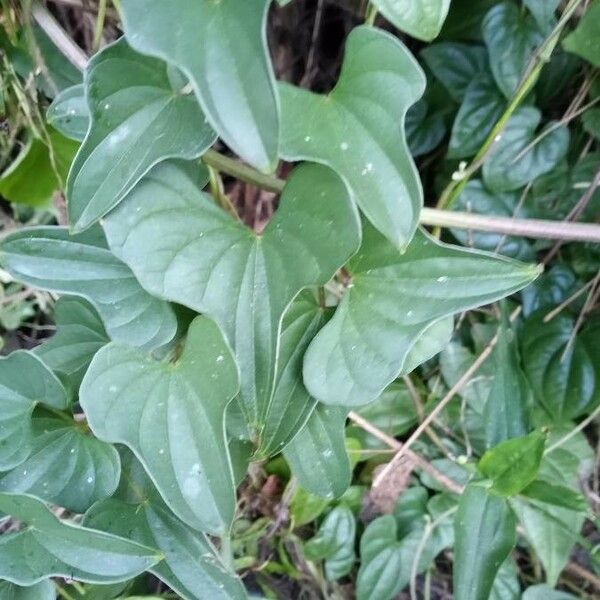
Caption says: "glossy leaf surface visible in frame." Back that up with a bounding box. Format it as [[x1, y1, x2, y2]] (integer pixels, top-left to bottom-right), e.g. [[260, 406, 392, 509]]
[[120, 0, 278, 171], [47, 84, 89, 141], [279, 26, 425, 248], [0, 226, 177, 351], [303, 225, 539, 407], [103, 161, 360, 448], [67, 39, 215, 232], [0, 580, 55, 600], [0, 493, 159, 585], [80, 316, 239, 535]]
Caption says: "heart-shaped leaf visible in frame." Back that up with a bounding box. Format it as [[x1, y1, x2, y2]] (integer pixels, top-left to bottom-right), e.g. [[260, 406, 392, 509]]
[[85, 454, 246, 600], [67, 38, 215, 232], [120, 0, 279, 172], [482, 2, 544, 97], [448, 72, 505, 159], [47, 84, 89, 141], [454, 484, 517, 600], [279, 26, 425, 248], [482, 107, 569, 192], [0, 417, 120, 514], [303, 224, 540, 407], [0, 493, 160, 585], [372, 0, 452, 41], [80, 316, 240, 535], [0, 226, 177, 351], [284, 405, 350, 500], [421, 43, 488, 101], [102, 161, 360, 449], [520, 311, 597, 421], [34, 297, 109, 391], [563, 1, 600, 67], [0, 351, 69, 471]]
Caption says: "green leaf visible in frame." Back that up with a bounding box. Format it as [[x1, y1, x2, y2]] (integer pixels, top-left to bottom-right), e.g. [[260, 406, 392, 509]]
[[490, 559, 520, 600], [421, 43, 488, 101], [405, 99, 446, 157], [0, 226, 177, 351], [283, 405, 350, 500], [520, 480, 587, 512], [438, 0, 498, 42], [34, 297, 109, 391], [448, 72, 505, 159], [80, 316, 240, 535], [120, 0, 279, 172], [279, 25, 425, 248], [85, 457, 246, 600], [47, 84, 89, 141], [582, 107, 600, 139], [521, 265, 578, 317], [563, 0, 600, 67], [0, 492, 160, 585], [482, 107, 569, 193], [453, 484, 517, 600], [452, 181, 534, 260], [0, 417, 119, 514], [347, 382, 418, 450], [401, 315, 454, 375], [482, 2, 544, 98], [478, 431, 546, 496], [289, 486, 330, 528], [524, 0, 560, 32], [522, 584, 578, 600], [304, 505, 355, 581], [103, 160, 360, 449], [0, 580, 55, 600], [521, 311, 597, 421], [303, 224, 540, 407], [0, 129, 78, 207], [67, 39, 215, 232], [0, 351, 68, 471], [372, 0, 451, 41], [484, 308, 531, 447]]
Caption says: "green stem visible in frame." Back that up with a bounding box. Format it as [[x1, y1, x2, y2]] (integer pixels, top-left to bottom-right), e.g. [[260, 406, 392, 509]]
[[220, 532, 235, 572], [435, 0, 585, 214], [365, 3, 378, 26], [93, 0, 108, 52]]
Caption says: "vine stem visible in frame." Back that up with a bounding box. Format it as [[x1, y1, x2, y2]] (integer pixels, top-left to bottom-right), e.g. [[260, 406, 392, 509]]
[[434, 0, 586, 215], [202, 150, 600, 243]]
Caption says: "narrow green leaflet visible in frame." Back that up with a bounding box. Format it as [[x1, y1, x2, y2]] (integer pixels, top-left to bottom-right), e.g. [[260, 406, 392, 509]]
[[67, 38, 215, 232], [484, 310, 531, 447], [0, 226, 177, 351], [279, 25, 425, 248], [103, 161, 360, 449], [478, 431, 545, 496], [303, 224, 540, 407], [452, 181, 534, 260], [521, 311, 597, 421], [47, 84, 89, 141], [85, 460, 246, 600], [258, 292, 326, 457], [34, 297, 109, 390], [120, 0, 278, 172], [0, 417, 120, 514], [421, 43, 488, 102], [563, 1, 600, 67], [490, 559, 520, 600], [448, 72, 505, 159], [520, 480, 586, 512], [453, 484, 517, 600], [482, 107, 569, 193], [0, 129, 78, 207], [0, 580, 55, 600], [283, 405, 350, 500], [0, 351, 68, 471], [80, 316, 240, 535], [304, 505, 356, 581], [0, 493, 159, 585], [372, 0, 451, 41], [482, 2, 544, 97]]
